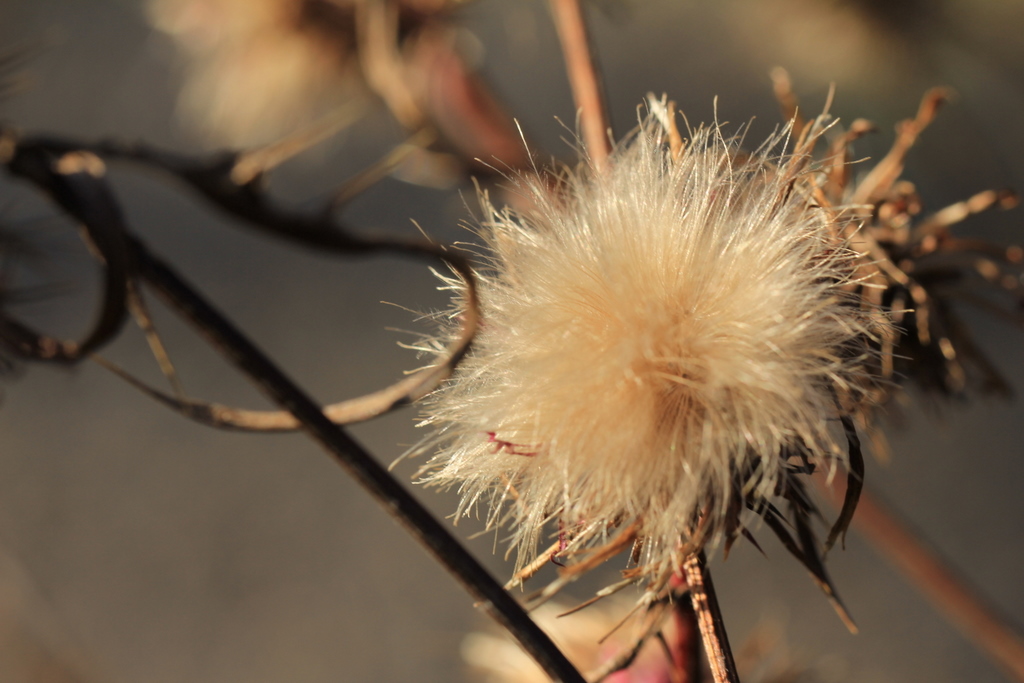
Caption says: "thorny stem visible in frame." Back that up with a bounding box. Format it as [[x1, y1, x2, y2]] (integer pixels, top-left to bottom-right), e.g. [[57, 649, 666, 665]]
[[549, 0, 611, 170], [818, 479, 1024, 683], [131, 240, 587, 683], [683, 553, 741, 683]]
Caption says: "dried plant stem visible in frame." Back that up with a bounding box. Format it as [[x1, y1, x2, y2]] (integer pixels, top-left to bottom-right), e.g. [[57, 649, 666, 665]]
[[683, 553, 741, 683], [549, 0, 611, 169], [819, 479, 1024, 682], [129, 239, 586, 683]]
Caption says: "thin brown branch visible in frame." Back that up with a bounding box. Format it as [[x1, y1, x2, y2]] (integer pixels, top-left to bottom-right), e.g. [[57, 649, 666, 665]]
[[231, 105, 363, 185], [549, 0, 612, 169], [851, 88, 950, 206], [912, 188, 1019, 243], [125, 281, 184, 397], [769, 67, 805, 139]]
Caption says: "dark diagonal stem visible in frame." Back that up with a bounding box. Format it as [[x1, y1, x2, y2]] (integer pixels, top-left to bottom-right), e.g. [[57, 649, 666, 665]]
[[132, 239, 586, 683]]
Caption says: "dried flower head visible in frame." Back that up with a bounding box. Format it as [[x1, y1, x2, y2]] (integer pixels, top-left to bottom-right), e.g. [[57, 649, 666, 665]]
[[148, 0, 472, 144], [416, 98, 885, 606], [147, 0, 529, 183]]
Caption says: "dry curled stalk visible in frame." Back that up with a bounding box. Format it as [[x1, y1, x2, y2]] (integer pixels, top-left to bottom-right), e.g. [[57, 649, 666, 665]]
[[0, 124, 480, 430]]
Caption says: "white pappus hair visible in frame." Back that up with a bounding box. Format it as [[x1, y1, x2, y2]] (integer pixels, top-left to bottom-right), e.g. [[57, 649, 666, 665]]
[[416, 101, 882, 582]]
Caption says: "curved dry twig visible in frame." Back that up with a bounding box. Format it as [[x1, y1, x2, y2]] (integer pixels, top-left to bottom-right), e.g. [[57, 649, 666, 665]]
[[0, 129, 479, 428], [106, 138, 480, 427], [93, 350, 467, 430], [0, 136, 132, 362]]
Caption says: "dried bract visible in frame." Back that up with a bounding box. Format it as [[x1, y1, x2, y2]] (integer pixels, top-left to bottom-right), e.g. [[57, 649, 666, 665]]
[[778, 80, 1024, 448]]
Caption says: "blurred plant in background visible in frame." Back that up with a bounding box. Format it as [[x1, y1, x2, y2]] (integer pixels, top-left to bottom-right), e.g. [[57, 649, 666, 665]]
[[148, 0, 530, 185], [0, 1, 1023, 682]]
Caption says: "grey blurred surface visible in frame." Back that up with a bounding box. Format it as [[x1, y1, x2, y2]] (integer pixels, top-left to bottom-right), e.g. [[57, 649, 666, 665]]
[[0, 1, 1023, 681]]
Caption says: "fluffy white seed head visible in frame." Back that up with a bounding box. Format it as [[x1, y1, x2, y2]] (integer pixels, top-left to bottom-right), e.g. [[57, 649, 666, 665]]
[[418, 107, 880, 578]]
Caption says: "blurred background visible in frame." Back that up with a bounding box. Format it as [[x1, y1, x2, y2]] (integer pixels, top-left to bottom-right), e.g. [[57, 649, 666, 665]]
[[0, 0, 1023, 681]]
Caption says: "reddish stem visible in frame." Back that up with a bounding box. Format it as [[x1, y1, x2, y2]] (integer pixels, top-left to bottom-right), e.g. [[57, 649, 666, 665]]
[[549, 0, 612, 170], [683, 553, 741, 683], [817, 479, 1024, 683]]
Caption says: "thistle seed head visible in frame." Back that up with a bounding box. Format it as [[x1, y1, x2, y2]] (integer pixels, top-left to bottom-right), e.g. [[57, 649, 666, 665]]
[[417, 101, 885, 590]]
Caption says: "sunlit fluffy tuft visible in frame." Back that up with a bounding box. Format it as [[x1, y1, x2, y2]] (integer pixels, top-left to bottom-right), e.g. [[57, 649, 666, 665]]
[[417, 107, 880, 577]]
